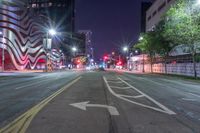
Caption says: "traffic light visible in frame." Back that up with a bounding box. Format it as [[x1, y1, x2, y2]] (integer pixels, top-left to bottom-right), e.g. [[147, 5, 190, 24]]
[[104, 56, 108, 60], [117, 61, 122, 65]]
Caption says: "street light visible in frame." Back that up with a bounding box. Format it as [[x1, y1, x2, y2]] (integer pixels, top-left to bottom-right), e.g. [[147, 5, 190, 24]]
[[72, 47, 77, 57], [139, 36, 143, 41], [49, 29, 57, 36], [45, 29, 57, 72], [123, 46, 128, 52], [138, 36, 145, 73], [72, 47, 77, 52]]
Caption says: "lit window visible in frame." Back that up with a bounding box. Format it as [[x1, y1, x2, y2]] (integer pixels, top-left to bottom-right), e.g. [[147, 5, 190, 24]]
[[32, 4, 36, 8], [49, 2, 52, 7]]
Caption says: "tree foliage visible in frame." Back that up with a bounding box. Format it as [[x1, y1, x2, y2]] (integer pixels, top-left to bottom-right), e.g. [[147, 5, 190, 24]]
[[163, 0, 200, 53]]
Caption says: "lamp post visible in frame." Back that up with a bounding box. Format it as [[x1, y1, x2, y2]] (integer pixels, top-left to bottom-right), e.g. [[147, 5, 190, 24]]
[[139, 36, 145, 73], [72, 46, 77, 56], [45, 29, 57, 72], [122, 46, 129, 69]]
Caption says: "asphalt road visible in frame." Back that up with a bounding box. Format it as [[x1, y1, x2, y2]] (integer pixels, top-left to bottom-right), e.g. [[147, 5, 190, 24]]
[[0, 71, 81, 129], [1, 70, 200, 133]]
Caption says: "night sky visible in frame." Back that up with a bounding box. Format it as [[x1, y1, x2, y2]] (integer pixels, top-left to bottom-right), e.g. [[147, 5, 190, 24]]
[[75, 0, 152, 59]]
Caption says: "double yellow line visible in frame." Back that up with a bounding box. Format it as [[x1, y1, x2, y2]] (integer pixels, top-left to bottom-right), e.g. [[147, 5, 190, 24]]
[[0, 76, 82, 133]]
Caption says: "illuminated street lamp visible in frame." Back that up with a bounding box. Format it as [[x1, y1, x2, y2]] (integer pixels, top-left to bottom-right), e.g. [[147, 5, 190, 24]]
[[49, 29, 57, 36], [138, 36, 145, 73], [45, 29, 57, 72], [72, 47, 77, 52], [139, 36, 143, 41], [72, 47, 77, 57], [123, 46, 128, 52]]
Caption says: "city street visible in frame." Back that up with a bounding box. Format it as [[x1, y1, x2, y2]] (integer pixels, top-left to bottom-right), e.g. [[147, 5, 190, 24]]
[[0, 71, 81, 131], [0, 70, 200, 133]]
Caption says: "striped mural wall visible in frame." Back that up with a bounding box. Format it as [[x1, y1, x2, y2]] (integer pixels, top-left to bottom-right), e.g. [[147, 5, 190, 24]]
[[0, 0, 46, 70]]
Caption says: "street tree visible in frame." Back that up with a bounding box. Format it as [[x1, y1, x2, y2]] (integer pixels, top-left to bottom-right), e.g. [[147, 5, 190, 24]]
[[134, 32, 158, 73], [163, 0, 200, 78], [154, 21, 177, 73]]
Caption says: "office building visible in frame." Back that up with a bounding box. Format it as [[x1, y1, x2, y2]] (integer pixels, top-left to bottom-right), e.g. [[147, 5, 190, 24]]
[[141, 2, 152, 33], [78, 30, 93, 58], [28, 0, 75, 33], [146, 0, 175, 31]]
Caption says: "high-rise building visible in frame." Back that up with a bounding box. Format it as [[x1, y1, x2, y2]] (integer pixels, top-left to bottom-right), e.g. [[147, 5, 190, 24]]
[[28, 0, 75, 33], [78, 30, 93, 58], [141, 2, 152, 33], [27, 0, 77, 63], [146, 0, 175, 31]]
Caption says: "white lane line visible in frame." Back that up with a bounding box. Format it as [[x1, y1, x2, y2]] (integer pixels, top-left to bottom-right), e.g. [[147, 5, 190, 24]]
[[15, 73, 78, 90], [107, 81, 123, 84], [15, 79, 50, 90], [188, 93, 200, 98], [103, 77, 176, 115], [118, 94, 144, 99], [118, 77, 176, 115], [109, 86, 131, 89], [182, 98, 197, 101]]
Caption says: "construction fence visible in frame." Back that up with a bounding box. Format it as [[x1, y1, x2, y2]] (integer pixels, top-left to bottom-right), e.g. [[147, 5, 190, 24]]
[[128, 54, 200, 77]]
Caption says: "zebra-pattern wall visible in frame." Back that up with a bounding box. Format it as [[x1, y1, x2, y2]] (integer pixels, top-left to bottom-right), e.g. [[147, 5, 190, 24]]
[[0, 1, 46, 70]]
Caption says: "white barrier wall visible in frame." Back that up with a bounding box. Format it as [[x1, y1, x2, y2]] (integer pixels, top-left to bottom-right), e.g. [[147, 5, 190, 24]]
[[134, 63, 200, 77]]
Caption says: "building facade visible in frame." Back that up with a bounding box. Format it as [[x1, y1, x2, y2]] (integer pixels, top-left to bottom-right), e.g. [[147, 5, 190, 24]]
[[0, 0, 76, 70], [28, 0, 75, 33], [141, 2, 152, 33], [146, 0, 175, 31], [0, 0, 46, 70], [78, 30, 93, 59], [28, 0, 76, 63]]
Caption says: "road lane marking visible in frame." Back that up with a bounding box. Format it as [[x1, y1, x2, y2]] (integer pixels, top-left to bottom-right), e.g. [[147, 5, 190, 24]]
[[70, 101, 120, 116], [188, 93, 200, 98], [103, 77, 176, 115], [0, 76, 82, 133], [118, 94, 145, 98], [15, 79, 52, 90], [181, 98, 197, 101], [15, 73, 69, 90], [107, 81, 123, 84], [109, 86, 131, 89], [118, 77, 176, 115]]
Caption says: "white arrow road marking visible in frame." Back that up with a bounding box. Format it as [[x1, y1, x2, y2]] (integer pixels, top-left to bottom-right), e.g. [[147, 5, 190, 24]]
[[103, 77, 176, 115], [70, 101, 120, 116]]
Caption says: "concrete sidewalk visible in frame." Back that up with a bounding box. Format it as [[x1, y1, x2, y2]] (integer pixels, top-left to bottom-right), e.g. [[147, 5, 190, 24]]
[[106, 68, 148, 74], [0, 70, 44, 76]]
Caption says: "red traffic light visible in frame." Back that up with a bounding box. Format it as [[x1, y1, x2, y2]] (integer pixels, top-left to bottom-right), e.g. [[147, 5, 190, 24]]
[[117, 61, 122, 65], [104, 56, 108, 60]]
